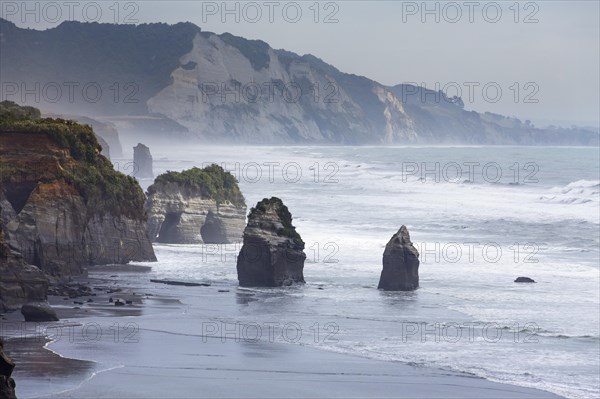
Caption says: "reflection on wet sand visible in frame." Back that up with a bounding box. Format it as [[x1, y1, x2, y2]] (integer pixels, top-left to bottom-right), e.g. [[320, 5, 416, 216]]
[[7, 337, 96, 398]]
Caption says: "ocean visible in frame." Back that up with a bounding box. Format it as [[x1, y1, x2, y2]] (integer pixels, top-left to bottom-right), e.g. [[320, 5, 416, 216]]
[[128, 145, 600, 399]]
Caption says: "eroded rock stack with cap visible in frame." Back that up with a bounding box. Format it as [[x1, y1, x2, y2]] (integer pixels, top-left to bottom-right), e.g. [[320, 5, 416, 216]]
[[237, 197, 306, 287]]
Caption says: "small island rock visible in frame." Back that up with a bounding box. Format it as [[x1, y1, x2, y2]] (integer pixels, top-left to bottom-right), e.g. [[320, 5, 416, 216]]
[[133, 143, 153, 179], [378, 226, 420, 291]]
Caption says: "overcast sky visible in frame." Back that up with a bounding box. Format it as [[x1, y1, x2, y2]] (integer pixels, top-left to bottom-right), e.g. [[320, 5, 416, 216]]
[[3, 1, 599, 126]]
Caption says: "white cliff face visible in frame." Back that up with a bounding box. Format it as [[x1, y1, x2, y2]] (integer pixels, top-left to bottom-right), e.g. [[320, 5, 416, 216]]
[[375, 86, 418, 144], [146, 181, 246, 244], [147, 32, 415, 144]]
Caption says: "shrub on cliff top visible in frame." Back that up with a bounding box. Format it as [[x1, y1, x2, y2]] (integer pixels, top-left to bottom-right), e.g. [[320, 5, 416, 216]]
[[0, 100, 41, 120], [148, 165, 246, 208], [0, 102, 146, 220]]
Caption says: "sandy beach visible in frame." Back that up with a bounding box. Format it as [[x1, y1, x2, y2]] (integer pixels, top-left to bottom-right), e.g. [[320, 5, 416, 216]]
[[2, 265, 563, 399]]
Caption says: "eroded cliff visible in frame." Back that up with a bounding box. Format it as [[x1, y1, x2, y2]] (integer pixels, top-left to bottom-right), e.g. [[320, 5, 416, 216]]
[[146, 165, 246, 244], [0, 103, 156, 280]]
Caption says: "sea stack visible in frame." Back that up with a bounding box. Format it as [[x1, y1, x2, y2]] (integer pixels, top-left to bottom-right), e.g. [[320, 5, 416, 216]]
[[0, 339, 17, 399], [378, 226, 420, 291], [237, 197, 306, 287], [133, 143, 153, 179], [146, 165, 246, 244]]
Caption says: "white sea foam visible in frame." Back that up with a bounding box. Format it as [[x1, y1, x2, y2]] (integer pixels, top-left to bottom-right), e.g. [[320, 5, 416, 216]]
[[137, 145, 599, 399]]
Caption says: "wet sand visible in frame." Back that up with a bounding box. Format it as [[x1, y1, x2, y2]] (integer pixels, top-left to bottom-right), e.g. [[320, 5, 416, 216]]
[[2, 265, 563, 399]]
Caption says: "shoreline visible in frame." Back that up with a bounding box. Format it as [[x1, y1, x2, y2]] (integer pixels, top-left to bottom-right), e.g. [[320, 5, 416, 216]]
[[4, 265, 564, 399]]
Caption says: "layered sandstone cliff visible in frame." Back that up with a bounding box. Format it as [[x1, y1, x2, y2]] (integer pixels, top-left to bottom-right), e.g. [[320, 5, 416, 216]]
[[146, 165, 246, 244], [0, 103, 156, 282], [0, 223, 48, 312]]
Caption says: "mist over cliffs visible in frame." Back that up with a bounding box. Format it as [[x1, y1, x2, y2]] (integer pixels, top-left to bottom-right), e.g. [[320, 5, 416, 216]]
[[1, 18, 597, 145]]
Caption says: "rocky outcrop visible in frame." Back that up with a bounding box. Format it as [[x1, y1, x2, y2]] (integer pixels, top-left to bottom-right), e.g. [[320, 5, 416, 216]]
[[0, 339, 17, 399], [21, 303, 59, 322], [146, 165, 246, 244], [0, 224, 48, 312], [378, 226, 420, 291], [515, 277, 536, 283], [1, 184, 156, 276], [133, 143, 153, 179], [237, 197, 306, 287], [0, 104, 156, 279]]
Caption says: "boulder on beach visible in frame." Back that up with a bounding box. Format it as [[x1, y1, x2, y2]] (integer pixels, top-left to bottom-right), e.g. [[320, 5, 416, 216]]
[[514, 277, 536, 283], [0, 339, 16, 399], [133, 143, 154, 179], [378, 226, 420, 291], [114, 299, 126, 306], [21, 303, 59, 322], [237, 197, 306, 287]]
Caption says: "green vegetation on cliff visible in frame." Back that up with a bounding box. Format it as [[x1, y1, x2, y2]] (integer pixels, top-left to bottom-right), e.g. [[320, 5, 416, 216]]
[[0, 101, 146, 220], [0, 100, 41, 120], [148, 165, 245, 208]]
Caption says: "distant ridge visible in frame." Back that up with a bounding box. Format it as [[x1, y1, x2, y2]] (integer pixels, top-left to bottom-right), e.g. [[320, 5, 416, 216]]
[[1, 18, 597, 145]]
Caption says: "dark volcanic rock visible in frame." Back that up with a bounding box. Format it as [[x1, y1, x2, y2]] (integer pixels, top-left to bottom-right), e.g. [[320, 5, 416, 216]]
[[515, 277, 536, 283], [378, 226, 420, 291], [0, 339, 17, 399], [21, 303, 59, 322], [133, 143, 153, 179], [237, 197, 306, 287]]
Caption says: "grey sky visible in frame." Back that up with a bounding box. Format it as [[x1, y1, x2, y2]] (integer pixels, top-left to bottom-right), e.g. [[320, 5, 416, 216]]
[[2, 1, 599, 126]]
